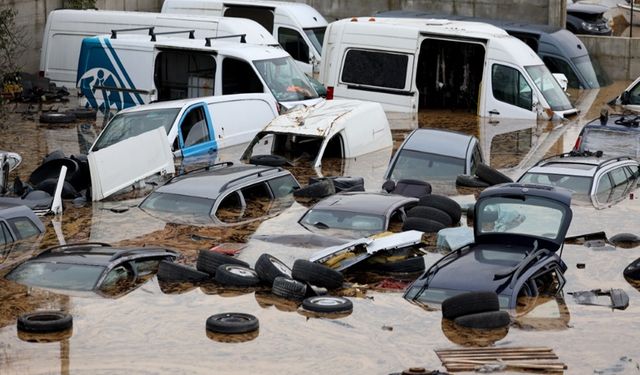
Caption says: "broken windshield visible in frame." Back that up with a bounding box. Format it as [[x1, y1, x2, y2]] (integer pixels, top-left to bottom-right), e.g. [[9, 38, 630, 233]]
[[253, 56, 319, 102], [525, 65, 573, 111]]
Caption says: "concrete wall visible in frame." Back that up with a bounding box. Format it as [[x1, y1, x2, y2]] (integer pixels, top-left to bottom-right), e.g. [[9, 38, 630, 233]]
[[579, 35, 640, 81], [0, 0, 163, 74]]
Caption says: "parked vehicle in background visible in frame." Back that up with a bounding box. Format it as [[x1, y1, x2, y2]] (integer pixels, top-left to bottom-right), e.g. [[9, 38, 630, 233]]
[[241, 100, 392, 168], [567, 1, 612, 36], [76, 34, 320, 113], [610, 77, 640, 113], [161, 0, 327, 75], [617, 1, 640, 27], [139, 162, 300, 225], [574, 114, 640, 160], [384, 129, 483, 183], [375, 10, 607, 89], [0, 206, 45, 246], [40, 9, 278, 88], [404, 183, 573, 310], [320, 17, 577, 121], [518, 152, 639, 207]]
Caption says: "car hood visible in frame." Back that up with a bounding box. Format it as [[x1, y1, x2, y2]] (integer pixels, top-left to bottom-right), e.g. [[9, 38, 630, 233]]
[[568, 2, 607, 15]]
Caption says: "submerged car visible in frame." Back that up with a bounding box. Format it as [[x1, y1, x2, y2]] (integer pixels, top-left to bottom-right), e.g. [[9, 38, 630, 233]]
[[5, 243, 179, 297], [574, 114, 640, 160], [610, 78, 640, 115], [566, 0, 612, 36], [404, 183, 573, 310], [518, 152, 639, 207]]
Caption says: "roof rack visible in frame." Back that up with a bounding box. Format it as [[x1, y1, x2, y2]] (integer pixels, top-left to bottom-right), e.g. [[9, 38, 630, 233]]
[[111, 26, 154, 39], [205, 34, 247, 46], [39, 242, 112, 255], [536, 151, 634, 171], [168, 161, 234, 183], [613, 115, 640, 127], [151, 29, 195, 42], [219, 167, 283, 192]]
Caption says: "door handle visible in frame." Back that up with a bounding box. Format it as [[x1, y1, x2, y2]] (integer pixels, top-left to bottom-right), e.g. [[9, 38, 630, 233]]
[[489, 110, 500, 115]]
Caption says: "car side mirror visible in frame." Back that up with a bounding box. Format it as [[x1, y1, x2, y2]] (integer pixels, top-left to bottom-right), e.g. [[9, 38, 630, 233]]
[[621, 91, 630, 105]]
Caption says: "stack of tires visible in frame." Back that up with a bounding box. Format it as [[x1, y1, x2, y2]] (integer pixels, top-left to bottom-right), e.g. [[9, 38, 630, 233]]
[[402, 194, 462, 233], [456, 163, 512, 188], [39, 108, 97, 125], [441, 291, 510, 330], [294, 176, 365, 199]]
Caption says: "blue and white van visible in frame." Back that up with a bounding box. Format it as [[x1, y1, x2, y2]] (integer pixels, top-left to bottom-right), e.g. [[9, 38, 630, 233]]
[[76, 34, 322, 113]]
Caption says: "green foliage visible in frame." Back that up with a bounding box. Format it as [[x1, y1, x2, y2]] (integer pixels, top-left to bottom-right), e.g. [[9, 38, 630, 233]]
[[0, 7, 24, 115], [64, 0, 97, 9]]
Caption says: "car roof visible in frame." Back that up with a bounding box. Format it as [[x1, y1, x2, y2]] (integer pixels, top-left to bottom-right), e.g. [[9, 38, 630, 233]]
[[307, 192, 417, 215], [401, 128, 475, 159], [479, 182, 572, 207], [525, 154, 637, 177], [583, 114, 640, 132], [30, 244, 176, 266], [156, 164, 291, 199]]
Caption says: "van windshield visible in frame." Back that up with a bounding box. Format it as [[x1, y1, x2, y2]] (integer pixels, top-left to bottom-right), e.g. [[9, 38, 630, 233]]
[[525, 65, 573, 111], [304, 27, 326, 56], [254, 56, 319, 102], [92, 108, 179, 152], [571, 55, 599, 89]]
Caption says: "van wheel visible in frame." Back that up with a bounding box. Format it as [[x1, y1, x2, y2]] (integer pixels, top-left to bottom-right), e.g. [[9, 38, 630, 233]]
[[441, 291, 500, 320], [215, 264, 260, 287], [17, 311, 73, 333], [475, 163, 513, 185], [291, 259, 343, 289], [302, 296, 353, 314], [401, 217, 445, 233], [418, 194, 462, 224], [255, 253, 292, 284], [196, 250, 249, 276], [272, 276, 307, 300], [206, 313, 259, 334], [39, 112, 76, 124], [454, 311, 511, 329], [406, 206, 453, 227], [456, 174, 490, 188], [157, 260, 210, 283], [249, 154, 290, 167]]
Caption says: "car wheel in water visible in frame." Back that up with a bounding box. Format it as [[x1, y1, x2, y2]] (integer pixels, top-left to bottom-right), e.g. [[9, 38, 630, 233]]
[[215, 264, 261, 287], [418, 194, 462, 224], [17, 311, 73, 333], [610, 233, 640, 248], [255, 253, 292, 285], [454, 310, 511, 329], [441, 291, 500, 320], [157, 260, 210, 283], [39, 112, 76, 124], [475, 163, 513, 186], [456, 174, 490, 188], [272, 276, 307, 300], [206, 312, 259, 334], [401, 217, 445, 233], [293, 179, 335, 199], [406, 206, 453, 227], [249, 154, 291, 167], [301, 296, 353, 314], [196, 250, 249, 277], [291, 259, 343, 289]]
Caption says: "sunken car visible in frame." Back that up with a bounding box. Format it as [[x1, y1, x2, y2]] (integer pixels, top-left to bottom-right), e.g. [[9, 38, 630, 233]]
[[404, 183, 573, 310], [573, 114, 640, 160]]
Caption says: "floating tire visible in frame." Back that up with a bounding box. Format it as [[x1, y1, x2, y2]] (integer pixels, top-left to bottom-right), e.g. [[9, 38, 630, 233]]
[[215, 264, 261, 287], [42, 150, 66, 164], [249, 154, 291, 167], [624, 257, 640, 281], [441, 291, 500, 320], [406, 206, 453, 227], [418, 194, 462, 224], [308, 176, 365, 193], [454, 310, 511, 329], [29, 158, 79, 186], [272, 276, 307, 300], [35, 178, 79, 199], [196, 250, 249, 276], [17, 311, 72, 333], [206, 312, 259, 334], [401, 217, 445, 233], [456, 174, 490, 188], [39, 112, 76, 124], [68, 107, 97, 120], [157, 260, 210, 283], [293, 179, 335, 199], [610, 233, 640, 248], [475, 163, 512, 185], [302, 296, 353, 314], [291, 259, 343, 289], [254, 253, 292, 285]]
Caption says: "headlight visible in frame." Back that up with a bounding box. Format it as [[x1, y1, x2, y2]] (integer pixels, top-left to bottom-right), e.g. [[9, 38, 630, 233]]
[[581, 21, 598, 31]]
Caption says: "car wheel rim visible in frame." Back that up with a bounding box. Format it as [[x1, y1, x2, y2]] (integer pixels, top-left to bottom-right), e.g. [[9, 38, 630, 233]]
[[311, 297, 343, 306], [227, 266, 255, 277], [271, 257, 291, 276]]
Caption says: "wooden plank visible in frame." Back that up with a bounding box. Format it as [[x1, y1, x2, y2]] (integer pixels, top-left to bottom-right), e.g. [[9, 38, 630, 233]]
[[436, 347, 553, 354]]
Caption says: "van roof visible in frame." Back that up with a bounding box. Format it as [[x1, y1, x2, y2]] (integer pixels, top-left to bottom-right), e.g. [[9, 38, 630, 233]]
[[344, 17, 511, 39], [92, 34, 288, 61]]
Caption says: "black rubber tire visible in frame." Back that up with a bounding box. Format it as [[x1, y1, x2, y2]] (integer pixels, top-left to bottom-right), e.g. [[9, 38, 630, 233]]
[[215, 264, 261, 287], [17, 311, 72, 333], [29, 158, 79, 186], [466, 204, 475, 221], [206, 313, 259, 334], [302, 296, 353, 314], [392, 178, 432, 197], [308, 176, 365, 193], [370, 256, 425, 273], [381, 180, 396, 193], [418, 194, 462, 224], [42, 149, 66, 164], [406, 206, 453, 227], [610, 233, 640, 248], [456, 174, 490, 188], [401, 217, 445, 233], [291, 259, 343, 289], [196, 250, 249, 276], [475, 163, 513, 185], [157, 260, 210, 283], [249, 154, 290, 167], [293, 179, 335, 198], [254, 253, 292, 285], [624, 257, 640, 281], [68, 107, 97, 120], [441, 291, 500, 320], [35, 178, 79, 199], [454, 310, 511, 329], [39, 112, 76, 124], [271, 276, 307, 300]]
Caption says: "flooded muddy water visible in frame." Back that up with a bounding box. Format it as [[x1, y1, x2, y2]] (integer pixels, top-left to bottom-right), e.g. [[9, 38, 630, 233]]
[[1, 82, 640, 374]]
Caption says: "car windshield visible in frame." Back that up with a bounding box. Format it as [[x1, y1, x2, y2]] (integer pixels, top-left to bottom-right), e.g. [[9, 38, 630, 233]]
[[6, 262, 105, 291], [390, 149, 465, 180], [253, 56, 319, 102], [140, 192, 215, 218], [519, 172, 592, 194], [300, 209, 385, 234], [92, 108, 179, 152], [582, 128, 640, 158], [406, 286, 511, 308], [525, 65, 573, 111], [303, 27, 326, 56], [476, 196, 569, 240], [571, 55, 600, 89]]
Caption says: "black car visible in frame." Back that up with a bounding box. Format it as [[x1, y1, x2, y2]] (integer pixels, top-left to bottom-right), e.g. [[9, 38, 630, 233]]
[[404, 183, 573, 310], [567, 1, 612, 36], [5, 243, 179, 297]]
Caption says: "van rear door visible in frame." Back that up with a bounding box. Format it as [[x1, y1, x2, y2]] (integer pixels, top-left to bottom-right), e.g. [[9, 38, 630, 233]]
[[482, 61, 537, 120]]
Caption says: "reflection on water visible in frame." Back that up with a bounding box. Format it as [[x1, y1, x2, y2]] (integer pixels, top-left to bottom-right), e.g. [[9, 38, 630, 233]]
[[1, 85, 640, 373]]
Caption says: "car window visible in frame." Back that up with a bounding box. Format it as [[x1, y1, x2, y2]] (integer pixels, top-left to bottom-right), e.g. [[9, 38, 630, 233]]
[[300, 209, 386, 233], [610, 167, 629, 187], [222, 57, 264, 95], [596, 173, 613, 202], [629, 78, 640, 105], [542, 56, 581, 89], [140, 192, 215, 217], [267, 175, 299, 198], [154, 51, 215, 100], [100, 264, 134, 292], [241, 182, 273, 219], [341, 49, 409, 89], [6, 262, 105, 291], [216, 191, 245, 223], [581, 128, 640, 158], [8, 217, 41, 240], [492, 64, 532, 110], [390, 149, 465, 181], [0, 222, 12, 245], [278, 27, 309, 63], [180, 106, 209, 148], [253, 57, 318, 101], [518, 173, 591, 195]]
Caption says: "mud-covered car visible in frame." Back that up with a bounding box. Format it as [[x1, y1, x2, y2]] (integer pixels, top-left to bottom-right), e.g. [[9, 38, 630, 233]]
[[5, 243, 179, 297], [404, 183, 573, 310]]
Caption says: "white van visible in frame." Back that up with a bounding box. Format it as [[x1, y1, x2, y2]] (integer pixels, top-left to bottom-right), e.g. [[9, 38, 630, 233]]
[[320, 18, 578, 121], [76, 34, 321, 112], [161, 0, 327, 75], [40, 9, 278, 87]]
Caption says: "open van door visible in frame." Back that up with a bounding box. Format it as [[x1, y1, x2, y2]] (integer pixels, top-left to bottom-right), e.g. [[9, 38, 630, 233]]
[[482, 61, 537, 120]]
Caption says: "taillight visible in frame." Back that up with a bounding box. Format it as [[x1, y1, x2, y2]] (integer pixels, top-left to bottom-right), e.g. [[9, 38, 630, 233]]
[[573, 136, 582, 151], [326, 86, 334, 100]]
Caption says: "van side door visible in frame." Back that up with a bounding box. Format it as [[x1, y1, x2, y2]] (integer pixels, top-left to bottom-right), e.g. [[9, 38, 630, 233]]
[[176, 103, 217, 158], [483, 61, 537, 120]]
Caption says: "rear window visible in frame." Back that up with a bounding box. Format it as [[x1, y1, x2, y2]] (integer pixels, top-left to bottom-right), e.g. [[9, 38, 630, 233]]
[[140, 192, 214, 217], [582, 128, 640, 158], [518, 172, 591, 195], [389, 149, 465, 181], [341, 50, 408, 89]]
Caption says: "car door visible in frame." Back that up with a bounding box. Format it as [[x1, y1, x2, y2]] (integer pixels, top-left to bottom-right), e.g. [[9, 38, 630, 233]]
[[177, 103, 217, 158], [621, 76, 640, 112], [483, 62, 537, 120]]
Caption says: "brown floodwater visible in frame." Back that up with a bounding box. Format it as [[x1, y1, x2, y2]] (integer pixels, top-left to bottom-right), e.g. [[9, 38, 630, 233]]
[[1, 83, 640, 374]]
